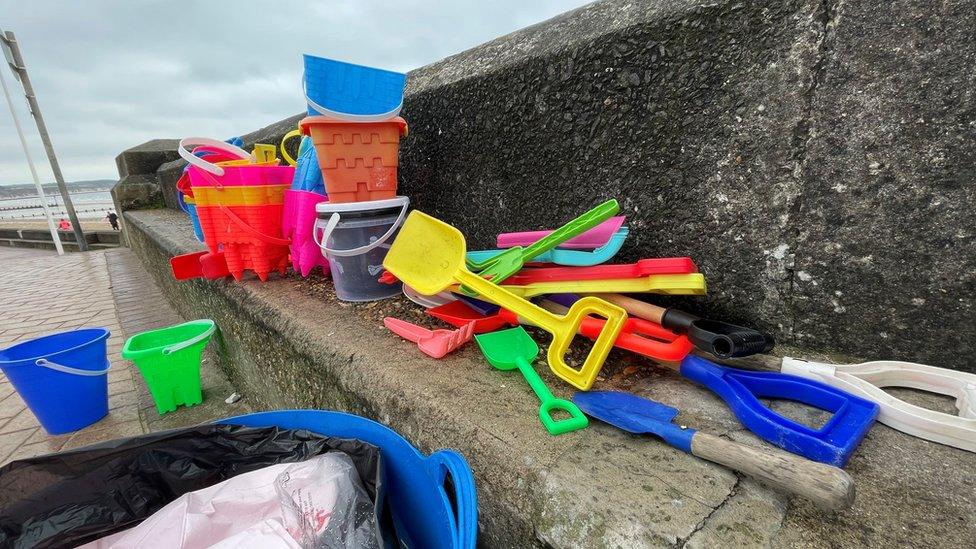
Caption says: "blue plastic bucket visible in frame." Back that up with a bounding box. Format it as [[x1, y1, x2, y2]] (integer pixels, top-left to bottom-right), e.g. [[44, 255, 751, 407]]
[[0, 328, 111, 435], [303, 54, 406, 120], [219, 410, 477, 549]]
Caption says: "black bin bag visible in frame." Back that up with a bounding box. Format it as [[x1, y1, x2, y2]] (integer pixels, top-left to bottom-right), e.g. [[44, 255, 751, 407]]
[[0, 424, 384, 549]]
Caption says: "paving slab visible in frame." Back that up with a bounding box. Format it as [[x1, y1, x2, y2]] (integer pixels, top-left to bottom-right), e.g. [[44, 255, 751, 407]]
[[0, 246, 248, 468]]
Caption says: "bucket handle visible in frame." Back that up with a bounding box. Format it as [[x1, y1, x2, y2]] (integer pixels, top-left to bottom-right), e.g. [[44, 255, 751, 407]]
[[302, 74, 406, 124], [280, 129, 302, 167], [217, 203, 292, 246], [163, 322, 217, 355], [35, 358, 111, 377], [311, 201, 408, 258], [178, 137, 253, 177], [425, 449, 478, 549]]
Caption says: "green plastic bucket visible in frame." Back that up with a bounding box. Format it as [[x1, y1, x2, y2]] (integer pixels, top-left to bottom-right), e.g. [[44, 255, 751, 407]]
[[122, 320, 216, 414]]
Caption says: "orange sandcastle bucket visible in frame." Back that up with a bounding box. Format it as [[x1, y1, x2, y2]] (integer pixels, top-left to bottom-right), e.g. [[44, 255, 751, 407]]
[[300, 116, 408, 203]]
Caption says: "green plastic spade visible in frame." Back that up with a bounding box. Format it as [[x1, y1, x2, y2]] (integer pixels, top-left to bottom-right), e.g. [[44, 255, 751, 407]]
[[462, 199, 620, 294], [475, 326, 589, 436]]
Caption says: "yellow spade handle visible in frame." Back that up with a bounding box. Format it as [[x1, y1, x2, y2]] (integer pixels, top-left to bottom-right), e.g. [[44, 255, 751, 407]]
[[453, 268, 560, 329], [454, 269, 628, 390]]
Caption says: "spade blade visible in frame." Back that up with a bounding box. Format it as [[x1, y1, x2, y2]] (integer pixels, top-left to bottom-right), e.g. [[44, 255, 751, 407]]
[[572, 391, 680, 436]]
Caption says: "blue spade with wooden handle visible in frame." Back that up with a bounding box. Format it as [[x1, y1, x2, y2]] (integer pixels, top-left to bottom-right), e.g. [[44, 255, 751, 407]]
[[572, 391, 855, 510]]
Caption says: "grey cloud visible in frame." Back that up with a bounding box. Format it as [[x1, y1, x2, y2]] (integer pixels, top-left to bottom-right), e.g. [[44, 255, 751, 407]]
[[0, 0, 591, 183]]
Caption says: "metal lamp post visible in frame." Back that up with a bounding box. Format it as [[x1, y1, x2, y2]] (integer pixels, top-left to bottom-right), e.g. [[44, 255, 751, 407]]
[[1, 29, 86, 251]]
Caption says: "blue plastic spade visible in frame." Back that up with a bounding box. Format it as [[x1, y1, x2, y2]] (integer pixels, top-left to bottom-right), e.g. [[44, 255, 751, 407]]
[[573, 391, 856, 509], [679, 356, 879, 466]]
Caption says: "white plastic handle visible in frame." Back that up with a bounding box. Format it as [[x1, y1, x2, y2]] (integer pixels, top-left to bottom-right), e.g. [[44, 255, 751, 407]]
[[162, 322, 216, 355], [178, 137, 253, 177], [302, 74, 403, 122], [312, 203, 409, 258], [35, 358, 110, 376], [782, 357, 976, 452]]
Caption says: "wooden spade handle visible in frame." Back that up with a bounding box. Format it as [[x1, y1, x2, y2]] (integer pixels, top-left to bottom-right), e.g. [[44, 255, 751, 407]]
[[691, 432, 855, 510], [587, 293, 666, 324]]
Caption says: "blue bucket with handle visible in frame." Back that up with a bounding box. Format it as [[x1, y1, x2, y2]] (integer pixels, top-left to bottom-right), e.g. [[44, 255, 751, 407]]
[[303, 54, 406, 120], [219, 410, 478, 548], [0, 328, 111, 435]]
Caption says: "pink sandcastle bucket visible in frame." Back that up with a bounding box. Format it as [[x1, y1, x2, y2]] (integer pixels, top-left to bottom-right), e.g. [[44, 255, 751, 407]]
[[282, 189, 330, 277]]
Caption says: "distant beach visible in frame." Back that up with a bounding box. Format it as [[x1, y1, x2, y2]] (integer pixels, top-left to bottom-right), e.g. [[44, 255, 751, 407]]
[[0, 190, 116, 221]]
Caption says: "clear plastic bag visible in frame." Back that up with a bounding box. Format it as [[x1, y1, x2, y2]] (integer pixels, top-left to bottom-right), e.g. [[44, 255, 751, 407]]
[[276, 452, 381, 549]]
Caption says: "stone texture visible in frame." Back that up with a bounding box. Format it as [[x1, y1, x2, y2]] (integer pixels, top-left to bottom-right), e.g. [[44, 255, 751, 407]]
[[124, 208, 976, 548], [111, 174, 163, 212], [789, 0, 976, 368], [115, 138, 180, 178]]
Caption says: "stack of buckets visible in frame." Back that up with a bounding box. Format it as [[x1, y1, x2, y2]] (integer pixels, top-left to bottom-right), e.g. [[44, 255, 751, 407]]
[[176, 138, 295, 282], [300, 54, 410, 301]]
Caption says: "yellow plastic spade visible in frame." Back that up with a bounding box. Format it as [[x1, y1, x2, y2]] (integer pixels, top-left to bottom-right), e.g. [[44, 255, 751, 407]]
[[454, 273, 708, 298], [384, 211, 628, 390]]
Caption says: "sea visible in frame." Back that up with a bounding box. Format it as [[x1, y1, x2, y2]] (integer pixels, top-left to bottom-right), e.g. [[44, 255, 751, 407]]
[[0, 191, 116, 220]]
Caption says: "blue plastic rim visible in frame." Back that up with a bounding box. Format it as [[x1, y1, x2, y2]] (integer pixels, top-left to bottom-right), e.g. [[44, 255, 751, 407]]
[[0, 328, 111, 435], [219, 410, 477, 549], [303, 54, 406, 117]]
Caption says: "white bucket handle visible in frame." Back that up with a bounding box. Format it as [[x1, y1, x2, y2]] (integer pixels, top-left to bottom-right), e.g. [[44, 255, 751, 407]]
[[178, 137, 253, 177], [35, 358, 111, 377], [162, 322, 217, 355], [312, 202, 409, 258], [302, 74, 404, 123]]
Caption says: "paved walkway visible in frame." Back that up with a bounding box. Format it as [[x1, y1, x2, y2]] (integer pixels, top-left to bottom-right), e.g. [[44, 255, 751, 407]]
[[0, 247, 244, 465]]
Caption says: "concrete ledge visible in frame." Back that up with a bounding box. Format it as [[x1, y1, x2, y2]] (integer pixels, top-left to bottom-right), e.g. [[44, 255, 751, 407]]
[[124, 208, 975, 547], [0, 229, 121, 252]]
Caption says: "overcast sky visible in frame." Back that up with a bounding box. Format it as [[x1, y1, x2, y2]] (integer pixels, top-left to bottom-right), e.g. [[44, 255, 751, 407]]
[[0, 0, 591, 185]]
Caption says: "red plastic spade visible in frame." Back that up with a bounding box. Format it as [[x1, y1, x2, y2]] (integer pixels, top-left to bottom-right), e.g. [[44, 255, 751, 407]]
[[170, 251, 230, 280], [427, 301, 515, 334]]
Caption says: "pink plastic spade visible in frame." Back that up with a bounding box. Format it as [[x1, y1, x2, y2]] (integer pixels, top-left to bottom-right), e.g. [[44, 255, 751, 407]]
[[383, 317, 476, 359], [496, 216, 626, 249]]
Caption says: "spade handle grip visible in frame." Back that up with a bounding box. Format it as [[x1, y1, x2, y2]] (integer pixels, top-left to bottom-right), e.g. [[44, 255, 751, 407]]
[[691, 432, 854, 510], [589, 293, 666, 324]]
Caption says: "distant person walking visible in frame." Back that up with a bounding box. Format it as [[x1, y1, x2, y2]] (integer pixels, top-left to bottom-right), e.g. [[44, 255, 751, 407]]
[[105, 211, 119, 231], [57, 218, 71, 231]]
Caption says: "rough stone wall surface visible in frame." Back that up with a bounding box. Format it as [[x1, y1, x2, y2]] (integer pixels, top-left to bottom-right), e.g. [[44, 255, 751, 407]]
[[790, 0, 976, 365], [129, 0, 973, 369], [394, 0, 975, 369]]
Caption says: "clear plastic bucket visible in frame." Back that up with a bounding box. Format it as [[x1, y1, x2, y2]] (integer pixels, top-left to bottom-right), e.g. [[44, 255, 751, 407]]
[[313, 197, 408, 302]]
